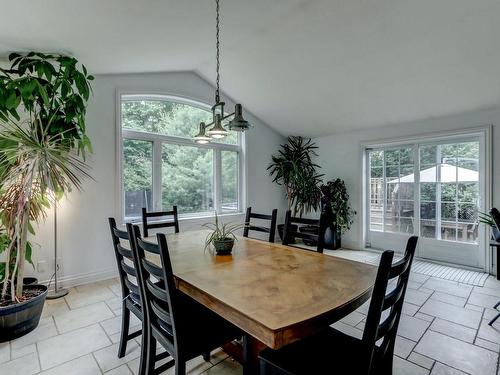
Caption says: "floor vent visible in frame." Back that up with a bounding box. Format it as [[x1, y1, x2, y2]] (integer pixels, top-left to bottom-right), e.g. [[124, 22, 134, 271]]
[[325, 249, 489, 287]]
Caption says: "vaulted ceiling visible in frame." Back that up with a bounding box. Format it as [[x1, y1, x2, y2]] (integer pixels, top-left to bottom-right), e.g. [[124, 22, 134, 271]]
[[1, 0, 500, 137]]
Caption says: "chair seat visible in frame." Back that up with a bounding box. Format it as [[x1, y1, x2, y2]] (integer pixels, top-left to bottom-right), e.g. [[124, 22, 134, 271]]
[[156, 294, 241, 360], [259, 327, 378, 375]]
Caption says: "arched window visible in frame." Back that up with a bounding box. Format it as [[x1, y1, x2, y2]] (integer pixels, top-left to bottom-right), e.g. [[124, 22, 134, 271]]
[[119, 94, 243, 221]]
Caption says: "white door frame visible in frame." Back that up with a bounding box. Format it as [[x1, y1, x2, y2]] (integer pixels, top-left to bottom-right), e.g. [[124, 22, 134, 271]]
[[361, 126, 492, 272]]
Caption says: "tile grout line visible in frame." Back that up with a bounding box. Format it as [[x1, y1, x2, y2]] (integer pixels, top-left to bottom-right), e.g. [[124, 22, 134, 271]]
[[90, 351, 105, 374], [35, 341, 42, 373], [35, 352, 92, 374]]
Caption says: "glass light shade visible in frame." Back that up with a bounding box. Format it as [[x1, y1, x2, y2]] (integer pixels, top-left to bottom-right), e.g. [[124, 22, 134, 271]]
[[207, 114, 228, 139], [228, 104, 252, 131], [193, 122, 211, 144]]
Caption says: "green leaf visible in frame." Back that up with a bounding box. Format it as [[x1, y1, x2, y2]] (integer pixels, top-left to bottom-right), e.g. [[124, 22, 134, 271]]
[[28, 222, 36, 236], [8, 52, 21, 61], [5, 91, 17, 109], [25, 242, 34, 267], [36, 81, 50, 106]]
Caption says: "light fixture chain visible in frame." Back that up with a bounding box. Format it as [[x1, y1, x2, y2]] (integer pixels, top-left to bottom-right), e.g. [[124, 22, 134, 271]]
[[215, 0, 221, 104]]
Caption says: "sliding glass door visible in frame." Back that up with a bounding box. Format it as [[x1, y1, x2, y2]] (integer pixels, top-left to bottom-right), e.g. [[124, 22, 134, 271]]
[[366, 133, 487, 269]]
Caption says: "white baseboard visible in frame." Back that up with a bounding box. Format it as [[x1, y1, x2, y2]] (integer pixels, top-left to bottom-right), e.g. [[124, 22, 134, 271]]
[[40, 267, 118, 290]]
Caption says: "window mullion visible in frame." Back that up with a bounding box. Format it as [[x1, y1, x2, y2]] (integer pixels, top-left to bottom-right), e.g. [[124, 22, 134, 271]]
[[153, 140, 162, 211], [214, 149, 222, 213], [436, 145, 442, 240], [414, 144, 420, 237], [382, 151, 387, 233]]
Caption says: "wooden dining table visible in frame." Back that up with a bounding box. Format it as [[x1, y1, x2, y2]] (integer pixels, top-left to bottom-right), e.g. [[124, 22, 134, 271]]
[[145, 230, 378, 374]]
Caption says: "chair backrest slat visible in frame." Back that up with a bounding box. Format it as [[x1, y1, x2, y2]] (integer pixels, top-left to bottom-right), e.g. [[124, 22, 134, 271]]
[[128, 223, 181, 354], [375, 308, 398, 341], [151, 300, 173, 328], [361, 236, 418, 374], [124, 278, 140, 295], [382, 281, 405, 310], [142, 258, 165, 279], [243, 207, 278, 243], [120, 259, 137, 277], [388, 256, 411, 278], [116, 244, 133, 259], [246, 225, 271, 234], [108, 218, 141, 302], [282, 210, 329, 253], [146, 278, 169, 301], [142, 206, 180, 237]]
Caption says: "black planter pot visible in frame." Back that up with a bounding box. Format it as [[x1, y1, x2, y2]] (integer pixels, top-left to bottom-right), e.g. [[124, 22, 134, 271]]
[[0, 284, 48, 342], [213, 238, 235, 255], [299, 225, 320, 246], [324, 227, 342, 250], [278, 224, 298, 244], [23, 277, 38, 285]]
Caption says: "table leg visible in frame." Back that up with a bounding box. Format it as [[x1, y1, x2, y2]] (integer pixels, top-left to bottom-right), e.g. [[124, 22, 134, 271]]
[[243, 334, 267, 375]]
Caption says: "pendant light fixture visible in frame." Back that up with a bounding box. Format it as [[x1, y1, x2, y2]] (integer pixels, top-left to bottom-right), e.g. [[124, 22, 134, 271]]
[[193, 122, 211, 144], [193, 0, 252, 144]]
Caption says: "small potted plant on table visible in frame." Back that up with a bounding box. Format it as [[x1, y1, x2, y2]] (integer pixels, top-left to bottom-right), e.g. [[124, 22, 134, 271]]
[[203, 214, 243, 255]]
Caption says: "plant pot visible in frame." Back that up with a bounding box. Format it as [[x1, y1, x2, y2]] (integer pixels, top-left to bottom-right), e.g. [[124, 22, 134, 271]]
[[0, 284, 48, 342], [213, 238, 235, 255], [23, 277, 38, 285], [299, 225, 319, 246], [492, 226, 500, 242], [324, 227, 341, 250], [278, 224, 298, 244]]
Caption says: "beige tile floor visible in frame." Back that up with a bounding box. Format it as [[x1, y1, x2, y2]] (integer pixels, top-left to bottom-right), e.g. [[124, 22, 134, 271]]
[[2, 250, 500, 375]]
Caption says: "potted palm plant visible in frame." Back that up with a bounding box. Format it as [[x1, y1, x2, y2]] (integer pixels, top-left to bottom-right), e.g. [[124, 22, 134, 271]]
[[267, 136, 323, 242], [0, 52, 93, 341]]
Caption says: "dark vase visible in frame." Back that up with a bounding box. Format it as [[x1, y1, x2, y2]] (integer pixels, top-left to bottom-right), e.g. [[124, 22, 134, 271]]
[[213, 238, 235, 255], [0, 284, 48, 342], [492, 226, 500, 241], [277, 224, 298, 244], [324, 227, 341, 250]]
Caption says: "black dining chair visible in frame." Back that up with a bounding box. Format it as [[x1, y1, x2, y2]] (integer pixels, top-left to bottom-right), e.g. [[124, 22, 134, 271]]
[[243, 207, 278, 243], [142, 206, 179, 238], [127, 224, 241, 375], [108, 218, 145, 367], [282, 210, 328, 253], [259, 236, 418, 375], [488, 208, 500, 326]]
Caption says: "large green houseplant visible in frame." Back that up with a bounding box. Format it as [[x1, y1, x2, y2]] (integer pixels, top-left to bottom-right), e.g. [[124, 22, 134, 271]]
[[320, 178, 356, 249], [268, 136, 323, 241], [0, 52, 93, 340], [267, 136, 323, 217]]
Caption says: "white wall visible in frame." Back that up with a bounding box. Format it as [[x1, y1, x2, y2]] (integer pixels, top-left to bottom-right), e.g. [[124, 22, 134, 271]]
[[314, 107, 499, 251], [27, 71, 286, 286]]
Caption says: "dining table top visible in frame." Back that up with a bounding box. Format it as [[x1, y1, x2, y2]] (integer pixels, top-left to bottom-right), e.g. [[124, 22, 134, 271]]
[[145, 230, 378, 349]]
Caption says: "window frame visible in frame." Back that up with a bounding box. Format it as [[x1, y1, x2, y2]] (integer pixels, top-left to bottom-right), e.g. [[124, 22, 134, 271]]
[[116, 92, 246, 223]]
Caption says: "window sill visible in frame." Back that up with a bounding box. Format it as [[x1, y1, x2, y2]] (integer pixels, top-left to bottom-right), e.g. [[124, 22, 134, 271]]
[[177, 211, 244, 222]]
